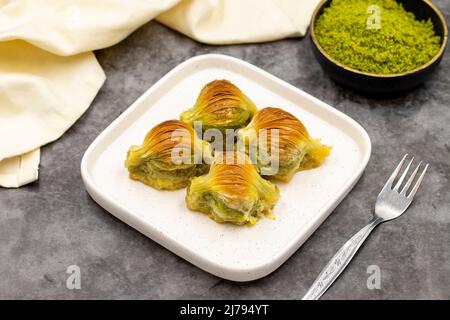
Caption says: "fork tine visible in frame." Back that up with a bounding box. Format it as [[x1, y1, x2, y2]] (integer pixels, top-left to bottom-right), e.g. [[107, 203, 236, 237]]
[[400, 161, 422, 195], [393, 157, 414, 191], [383, 154, 408, 190], [407, 164, 429, 199]]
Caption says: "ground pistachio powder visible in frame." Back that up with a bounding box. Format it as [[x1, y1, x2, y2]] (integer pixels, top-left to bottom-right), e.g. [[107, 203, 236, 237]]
[[314, 0, 441, 74]]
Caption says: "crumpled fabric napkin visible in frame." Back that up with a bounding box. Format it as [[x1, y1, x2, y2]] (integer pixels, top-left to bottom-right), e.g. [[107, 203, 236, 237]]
[[0, 0, 320, 188]]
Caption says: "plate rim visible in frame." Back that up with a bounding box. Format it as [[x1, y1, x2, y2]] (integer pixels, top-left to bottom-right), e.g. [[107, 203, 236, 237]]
[[80, 53, 372, 281]]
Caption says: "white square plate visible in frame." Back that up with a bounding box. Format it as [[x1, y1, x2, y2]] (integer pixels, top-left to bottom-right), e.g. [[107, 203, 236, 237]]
[[81, 54, 371, 281]]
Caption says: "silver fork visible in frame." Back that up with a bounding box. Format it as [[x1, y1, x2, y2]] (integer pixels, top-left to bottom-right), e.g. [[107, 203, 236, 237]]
[[302, 154, 428, 300]]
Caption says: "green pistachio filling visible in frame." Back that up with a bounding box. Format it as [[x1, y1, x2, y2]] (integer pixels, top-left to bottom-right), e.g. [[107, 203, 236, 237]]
[[315, 0, 441, 74]]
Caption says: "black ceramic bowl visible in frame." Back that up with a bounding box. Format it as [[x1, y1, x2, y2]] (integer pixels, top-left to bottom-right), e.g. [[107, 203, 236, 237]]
[[310, 0, 448, 95]]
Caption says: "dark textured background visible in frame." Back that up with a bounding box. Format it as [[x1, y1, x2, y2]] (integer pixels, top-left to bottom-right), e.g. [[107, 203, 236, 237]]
[[1, 1, 449, 299]]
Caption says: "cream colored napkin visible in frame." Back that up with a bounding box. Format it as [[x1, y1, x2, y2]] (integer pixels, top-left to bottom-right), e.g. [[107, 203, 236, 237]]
[[0, 0, 320, 188], [158, 0, 321, 44]]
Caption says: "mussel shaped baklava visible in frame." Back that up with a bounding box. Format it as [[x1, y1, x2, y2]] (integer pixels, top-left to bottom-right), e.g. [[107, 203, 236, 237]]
[[125, 120, 212, 190], [186, 152, 280, 226], [239, 107, 331, 182], [180, 80, 257, 133]]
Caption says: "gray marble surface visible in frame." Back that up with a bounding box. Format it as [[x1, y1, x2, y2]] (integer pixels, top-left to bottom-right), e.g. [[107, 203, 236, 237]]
[[1, 2, 449, 300]]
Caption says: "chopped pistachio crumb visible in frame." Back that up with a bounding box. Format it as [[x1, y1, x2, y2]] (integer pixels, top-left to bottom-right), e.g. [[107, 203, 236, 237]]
[[315, 0, 441, 74]]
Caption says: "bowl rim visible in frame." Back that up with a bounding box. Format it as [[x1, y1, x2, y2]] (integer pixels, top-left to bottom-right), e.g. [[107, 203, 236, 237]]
[[310, 0, 449, 78]]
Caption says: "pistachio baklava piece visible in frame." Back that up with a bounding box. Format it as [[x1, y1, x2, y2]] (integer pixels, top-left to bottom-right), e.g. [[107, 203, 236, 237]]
[[239, 107, 331, 182], [125, 120, 212, 190], [180, 80, 257, 133], [186, 152, 279, 226]]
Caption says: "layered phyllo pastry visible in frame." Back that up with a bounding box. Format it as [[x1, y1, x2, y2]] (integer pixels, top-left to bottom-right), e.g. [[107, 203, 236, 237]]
[[239, 107, 331, 182], [185, 152, 280, 226], [125, 120, 212, 190], [180, 80, 257, 133]]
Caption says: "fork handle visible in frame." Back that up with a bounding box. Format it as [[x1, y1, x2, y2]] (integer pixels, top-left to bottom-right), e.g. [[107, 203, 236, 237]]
[[302, 217, 383, 300]]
